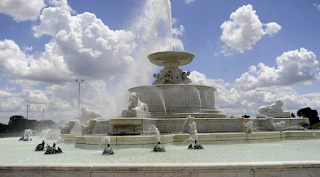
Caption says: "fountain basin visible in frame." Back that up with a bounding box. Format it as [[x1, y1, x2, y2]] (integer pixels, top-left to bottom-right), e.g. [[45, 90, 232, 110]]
[[148, 51, 194, 67], [129, 84, 226, 118], [109, 118, 144, 135], [1, 136, 320, 177]]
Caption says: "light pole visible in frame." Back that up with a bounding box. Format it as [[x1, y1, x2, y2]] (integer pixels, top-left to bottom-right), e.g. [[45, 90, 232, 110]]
[[27, 105, 30, 119], [26, 105, 30, 129], [75, 79, 84, 116], [43, 109, 44, 121]]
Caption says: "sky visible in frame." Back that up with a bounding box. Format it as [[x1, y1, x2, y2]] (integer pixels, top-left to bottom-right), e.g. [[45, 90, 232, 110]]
[[0, 0, 320, 124]]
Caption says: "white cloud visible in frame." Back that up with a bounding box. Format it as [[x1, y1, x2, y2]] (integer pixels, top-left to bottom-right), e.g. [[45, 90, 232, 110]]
[[172, 25, 185, 36], [185, 0, 195, 4], [314, 4, 320, 11], [220, 4, 281, 54], [189, 70, 320, 117], [0, 39, 71, 86], [234, 48, 319, 90], [46, 0, 75, 14], [0, 0, 46, 21], [31, 8, 138, 81], [0, 0, 187, 123], [4, 85, 15, 91], [302, 93, 320, 97]]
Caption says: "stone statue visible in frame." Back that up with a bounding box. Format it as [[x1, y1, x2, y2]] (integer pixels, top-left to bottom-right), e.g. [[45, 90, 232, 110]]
[[163, 70, 173, 83], [181, 71, 191, 84], [256, 100, 290, 118], [152, 73, 160, 85], [122, 92, 151, 117], [59, 120, 75, 134], [80, 120, 96, 135], [243, 121, 253, 133], [76, 106, 101, 122]]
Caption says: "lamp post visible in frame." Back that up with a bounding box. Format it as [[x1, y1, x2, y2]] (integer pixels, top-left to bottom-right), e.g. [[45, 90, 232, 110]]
[[26, 105, 30, 129], [27, 105, 30, 119], [75, 79, 84, 116]]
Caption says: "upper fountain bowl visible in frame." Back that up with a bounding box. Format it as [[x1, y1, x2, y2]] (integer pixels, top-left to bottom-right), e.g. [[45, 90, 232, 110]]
[[148, 51, 195, 67]]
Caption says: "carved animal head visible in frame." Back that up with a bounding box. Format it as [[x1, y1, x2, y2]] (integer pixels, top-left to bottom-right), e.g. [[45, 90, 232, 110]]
[[129, 92, 139, 104], [274, 100, 284, 107]]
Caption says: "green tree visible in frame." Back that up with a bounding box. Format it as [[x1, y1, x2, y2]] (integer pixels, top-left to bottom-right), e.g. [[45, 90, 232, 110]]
[[297, 107, 319, 125]]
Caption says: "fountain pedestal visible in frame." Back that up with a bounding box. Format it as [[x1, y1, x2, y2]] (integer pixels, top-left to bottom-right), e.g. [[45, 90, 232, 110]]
[[109, 118, 143, 135]]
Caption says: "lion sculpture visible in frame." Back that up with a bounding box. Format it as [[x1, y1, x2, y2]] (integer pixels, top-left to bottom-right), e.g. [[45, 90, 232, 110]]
[[122, 92, 150, 117], [76, 106, 101, 122], [256, 100, 290, 118]]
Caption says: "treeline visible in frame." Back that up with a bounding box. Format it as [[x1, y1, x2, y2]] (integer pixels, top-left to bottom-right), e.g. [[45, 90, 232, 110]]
[[0, 115, 57, 133]]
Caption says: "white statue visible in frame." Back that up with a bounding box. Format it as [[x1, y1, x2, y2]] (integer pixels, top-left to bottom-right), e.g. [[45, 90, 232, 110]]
[[256, 100, 290, 118], [243, 121, 253, 133], [122, 92, 150, 117], [76, 106, 101, 122]]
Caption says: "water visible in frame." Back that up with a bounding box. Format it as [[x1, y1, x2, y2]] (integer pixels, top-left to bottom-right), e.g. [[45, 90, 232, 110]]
[[1, 137, 320, 163], [150, 87, 167, 116], [191, 86, 201, 115], [152, 125, 161, 142]]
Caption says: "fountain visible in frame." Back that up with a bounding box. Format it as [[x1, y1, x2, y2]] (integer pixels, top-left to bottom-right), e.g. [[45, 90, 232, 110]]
[[1, 1, 319, 176], [1, 47, 319, 177]]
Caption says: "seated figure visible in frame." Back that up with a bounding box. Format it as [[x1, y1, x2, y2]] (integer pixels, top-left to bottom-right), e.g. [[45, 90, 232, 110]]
[[122, 92, 150, 118], [256, 100, 290, 118]]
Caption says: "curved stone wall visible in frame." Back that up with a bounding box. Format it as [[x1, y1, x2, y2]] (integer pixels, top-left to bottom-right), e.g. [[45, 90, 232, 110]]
[[128, 84, 226, 118]]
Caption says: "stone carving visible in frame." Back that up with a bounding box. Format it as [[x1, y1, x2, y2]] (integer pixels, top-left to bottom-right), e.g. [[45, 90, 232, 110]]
[[187, 116, 197, 136], [152, 69, 192, 85], [76, 106, 101, 122], [267, 118, 286, 132], [122, 92, 151, 118], [80, 120, 97, 135], [243, 121, 253, 133], [181, 71, 191, 84], [59, 120, 75, 134], [256, 100, 290, 118]]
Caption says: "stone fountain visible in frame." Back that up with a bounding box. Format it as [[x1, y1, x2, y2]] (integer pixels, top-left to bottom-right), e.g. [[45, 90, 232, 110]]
[[60, 50, 309, 149]]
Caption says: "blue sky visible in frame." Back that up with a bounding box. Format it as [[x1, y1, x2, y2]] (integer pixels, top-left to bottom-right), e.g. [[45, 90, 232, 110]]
[[0, 0, 320, 124]]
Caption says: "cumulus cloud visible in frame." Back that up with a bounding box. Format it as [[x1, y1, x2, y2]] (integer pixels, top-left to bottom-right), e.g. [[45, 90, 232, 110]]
[[0, 39, 71, 86], [189, 70, 320, 117], [31, 7, 138, 81], [172, 25, 185, 36], [314, 4, 320, 11], [46, 0, 75, 13], [234, 48, 320, 90], [0, 0, 46, 21], [0, 0, 186, 123], [220, 4, 281, 54]]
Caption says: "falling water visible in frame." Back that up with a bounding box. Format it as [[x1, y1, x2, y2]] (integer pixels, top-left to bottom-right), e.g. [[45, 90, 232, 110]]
[[150, 87, 167, 116], [192, 86, 202, 115], [100, 135, 111, 149], [90, 84, 104, 119], [71, 119, 81, 133], [152, 125, 161, 142], [181, 118, 188, 133]]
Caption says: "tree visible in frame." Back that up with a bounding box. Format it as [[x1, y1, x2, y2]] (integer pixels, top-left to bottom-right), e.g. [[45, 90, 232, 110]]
[[291, 113, 296, 118], [297, 107, 319, 125], [7, 115, 27, 132]]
